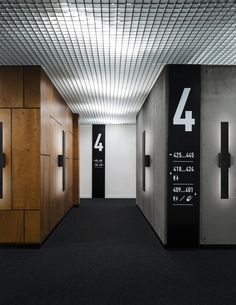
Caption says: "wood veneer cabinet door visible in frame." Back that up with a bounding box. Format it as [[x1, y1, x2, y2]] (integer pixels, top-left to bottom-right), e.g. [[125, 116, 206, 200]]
[[73, 114, 79, 160], [72, 114, 80, 206], [49, 118, 65, 228], [65, 156, 73, 212], [53, 89, 64, 125], [65, 132, 73, 211], [65, 107, 73, 134], [24, 66, 40, 108], [0, 110, 11, 210], [41, 155, 50, 240], [73, 159, 80, 206], [0, 67, 23, 108], [65, 131, 73, 159], [12, 109, 40, 210], [0, 211, 24, 242], [25, 211, 41, 243], [40, 70, 54, 155]]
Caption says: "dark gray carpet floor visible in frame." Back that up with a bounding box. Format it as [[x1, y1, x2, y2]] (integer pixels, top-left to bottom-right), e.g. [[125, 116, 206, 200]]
[[0, 198, 236, 305]]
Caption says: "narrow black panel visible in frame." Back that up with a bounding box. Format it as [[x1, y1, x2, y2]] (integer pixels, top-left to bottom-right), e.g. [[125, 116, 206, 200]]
[[219, 122, 231, 199], [0, 122, 3, 198], [167, 65, 201, 248], [58, 155, 64, 167], [142, 131, 145, 191], [62, 130, 66, 192], [145, 155, 151, 167], [92, 125, 105, 198]]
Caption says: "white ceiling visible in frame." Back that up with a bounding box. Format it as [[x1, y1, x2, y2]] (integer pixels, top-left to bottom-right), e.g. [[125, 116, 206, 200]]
[[0, 0, 235, 124]]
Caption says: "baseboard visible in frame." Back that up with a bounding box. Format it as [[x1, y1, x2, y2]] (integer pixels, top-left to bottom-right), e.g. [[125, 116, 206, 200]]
[[199, 244, 236, 249]]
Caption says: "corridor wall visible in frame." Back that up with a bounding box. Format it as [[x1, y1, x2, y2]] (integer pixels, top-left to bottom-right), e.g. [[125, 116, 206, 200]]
[[200, 66, 236, 244], [105, 125, 136, 198], [0, 66, 80, 244], [136, 65, 236, 247], [80, 124, 136, 198], [136, 68, 168, 244]]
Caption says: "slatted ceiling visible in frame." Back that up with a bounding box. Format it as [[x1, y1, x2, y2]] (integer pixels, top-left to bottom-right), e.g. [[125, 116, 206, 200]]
[[0, 1, 235, 124]]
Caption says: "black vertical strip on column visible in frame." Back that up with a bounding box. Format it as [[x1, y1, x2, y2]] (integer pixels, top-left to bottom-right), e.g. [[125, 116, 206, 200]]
[[62, 130, 66, 192], [0, 122, 3, 198], [58, 130, 66, 191], [219, 122, 230, 199], [92, 125, 105, 198], [167, 65, 201, 248], [142, 130, 145, 191]]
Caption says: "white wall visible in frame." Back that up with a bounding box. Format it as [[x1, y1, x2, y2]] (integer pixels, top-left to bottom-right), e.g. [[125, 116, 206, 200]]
[[80, 124, 136, 198], [105, 125, 136, 198], [80, 125, 92, 198]]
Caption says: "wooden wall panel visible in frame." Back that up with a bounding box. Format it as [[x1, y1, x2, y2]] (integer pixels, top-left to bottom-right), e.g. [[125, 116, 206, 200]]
[[73, 160, 80, 206], [53, 89, 64, 125], [0, 109, 11, 210], [25, 211, 41, 243], [40, 71, 54, 155], [0, 211, 24, 243], [73, 114, 79, 160], [12, 109, 40, 210], [65, 156, 73, 212], [65, 131, 73, 159], [24, 67, 40, 108], [65, 107, 73, 133], [49, 118, 64, 228], [0, 67, 23, 108], [64, 131, 73, 211], [68, 109, 73, 134], [40, 155, 50, 240], [72, 114, 80, 206], [0, 66, 76, 244]]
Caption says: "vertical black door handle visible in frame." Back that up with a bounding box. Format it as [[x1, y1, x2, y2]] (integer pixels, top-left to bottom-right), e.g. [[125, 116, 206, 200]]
[[218, 122, 231, 199], [57, 130, 66, 192], [0, 122, 5, 199], [142, 130, 151, 192], [142, 131, 145, 192]]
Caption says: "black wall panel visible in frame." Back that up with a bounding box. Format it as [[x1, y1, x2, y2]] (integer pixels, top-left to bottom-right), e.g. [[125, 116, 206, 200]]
[[167, 65, 201, 248], [92, 125, 105, 198]]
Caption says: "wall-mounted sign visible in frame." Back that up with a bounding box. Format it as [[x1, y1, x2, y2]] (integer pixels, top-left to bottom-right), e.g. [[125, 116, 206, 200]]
[[167, 65, 201, 248], [92, 125, 105, 198]]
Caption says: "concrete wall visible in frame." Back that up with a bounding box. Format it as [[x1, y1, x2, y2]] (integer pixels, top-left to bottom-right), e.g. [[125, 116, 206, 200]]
[[137, 65, 236, 246], [80, 124, 136, 198], [136, 68, 168, 244], [200, 66, 236, 244]]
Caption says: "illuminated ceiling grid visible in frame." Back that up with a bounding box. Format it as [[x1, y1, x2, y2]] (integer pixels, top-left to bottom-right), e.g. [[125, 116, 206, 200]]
[[0, 0, 235, 124]]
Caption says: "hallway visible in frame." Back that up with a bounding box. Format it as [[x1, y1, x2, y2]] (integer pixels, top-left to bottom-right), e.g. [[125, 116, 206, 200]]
[[0, 199, 236, 305]]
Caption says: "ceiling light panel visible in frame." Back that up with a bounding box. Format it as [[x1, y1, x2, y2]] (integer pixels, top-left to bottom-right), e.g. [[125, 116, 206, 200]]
[[0, 0, 236, 124]]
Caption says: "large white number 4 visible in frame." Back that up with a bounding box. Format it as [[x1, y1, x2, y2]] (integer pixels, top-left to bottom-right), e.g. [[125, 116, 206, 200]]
[[94, 133, 104, 152], [173, 88, 195, 132]]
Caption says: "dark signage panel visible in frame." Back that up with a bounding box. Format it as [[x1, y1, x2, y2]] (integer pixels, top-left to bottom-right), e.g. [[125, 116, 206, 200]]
[[92, 125, 105, 198], [167, 65, 201, 248]]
